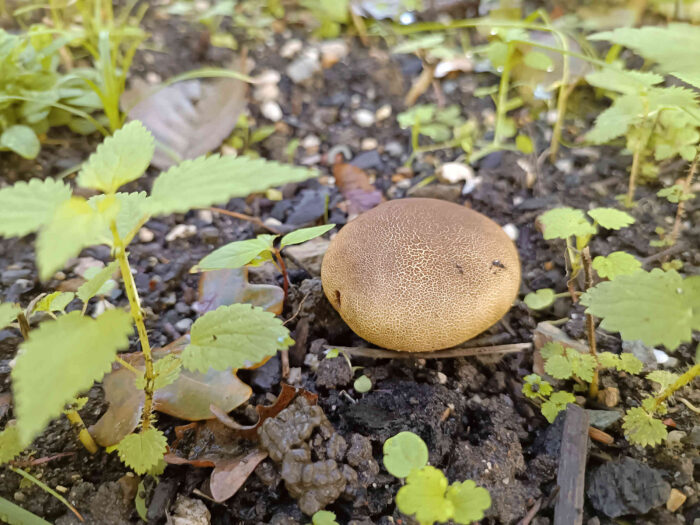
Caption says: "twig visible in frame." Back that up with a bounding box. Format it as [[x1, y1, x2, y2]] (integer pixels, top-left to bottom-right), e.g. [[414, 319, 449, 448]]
[[281, 349, 290, 379], [518, 497, 543, 525], [553, 404, 589, 525], [668, 151, 698, 249], [641, 242, 687, 268], [283, 290, 311, 326], [209, 207, 280, 234], [326, 343, 531, 360], [581, 247, 598, 399]]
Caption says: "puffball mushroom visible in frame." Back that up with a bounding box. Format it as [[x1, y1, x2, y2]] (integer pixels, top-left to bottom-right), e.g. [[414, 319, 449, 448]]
[[321, 198, 521, 352]]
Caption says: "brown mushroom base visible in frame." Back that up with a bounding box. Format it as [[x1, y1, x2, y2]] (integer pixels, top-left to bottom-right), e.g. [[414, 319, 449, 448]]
[[320, 198, 521, 352]]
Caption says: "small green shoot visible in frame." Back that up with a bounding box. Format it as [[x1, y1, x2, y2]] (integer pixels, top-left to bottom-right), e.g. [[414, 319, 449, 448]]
[[354, 375, 372, 393], [311, 510, 339, 525]]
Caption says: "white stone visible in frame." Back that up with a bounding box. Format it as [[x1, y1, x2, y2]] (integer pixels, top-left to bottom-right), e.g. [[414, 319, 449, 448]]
[[437, 162, 474, 184], [197, 210, 213, 224], [261, 101, 283, 122], [286, 48, 320, 83], [302, 134, 321, 150], [253, 83, 280, 102], [253, 69, 281, 85], [138, 227, 155, 243], [280, 39, 303, 58], [503, 223, 519, 241], [361, 137, 378, 150], [353, 109, 375, 128], [165, 224, 196, 242], [171, 495, 210, 525], [375, 104, 392, 121]]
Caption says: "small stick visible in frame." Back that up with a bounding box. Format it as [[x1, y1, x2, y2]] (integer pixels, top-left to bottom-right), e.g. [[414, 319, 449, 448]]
[[668, 151, 698, 249], [588, 426, 614, 445], [518, 497, 543, 525], [281, 349, 290, 379], [581, 247, 599, 399], [326, 343, 531, 360], [209, 207, 281, 234], [553, 404, 589, 525]]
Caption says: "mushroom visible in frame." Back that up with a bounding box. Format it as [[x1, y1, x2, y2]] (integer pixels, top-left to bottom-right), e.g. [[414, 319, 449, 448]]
[[321, 198, 521, 352]]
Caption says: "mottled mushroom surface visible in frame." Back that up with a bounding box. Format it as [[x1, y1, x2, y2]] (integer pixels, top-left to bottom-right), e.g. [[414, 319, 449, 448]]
[[321, 198, 521, 352]]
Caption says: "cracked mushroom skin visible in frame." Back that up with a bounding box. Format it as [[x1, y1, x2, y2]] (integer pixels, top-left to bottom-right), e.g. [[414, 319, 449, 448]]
[[321, 198, 521, 352]]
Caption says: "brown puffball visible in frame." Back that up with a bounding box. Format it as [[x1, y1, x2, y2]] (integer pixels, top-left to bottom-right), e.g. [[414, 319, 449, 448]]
[[321, 198, 521, 352]]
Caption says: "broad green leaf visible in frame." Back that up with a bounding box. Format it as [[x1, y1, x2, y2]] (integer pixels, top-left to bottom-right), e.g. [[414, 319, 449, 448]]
[[622, 407, 667, 447], [0, 303, 21, 330], [280, 224, 335, 248], [77, 260, 120, 303], [569, 352, 596, 383], [33, 291, 75, 313], [580, 269, 700, 350], [383, 431, 428, 478], [0, 178, 72, 238], [592, 252, 642, 280], [36, 196, 117, 280], [523, 50, 553, 71], [0, 125, 40, 159], [646, 370, 679, 392], [0, 495, 52, 525], [586, 94, 643, 144], [354, 375, 372, 393], [598, 352, 620, 369], [524, 288, 556, 310], [446, 480, 491, 524], [77, 121, 154, 193], [312, 510, 339, 525], [588, 208, 635, 230], [12, 309, 133, 443], [149, 155, 315, 216], [90, 192, 151, 241], [540, 342, 565, 359], [539, 207, 596, 240], [0, 424, 24, 464], [396, 466, 452, 525], [181, 304, 291, 373], [541, 391, 576, 423], [585, 69, 663, 95], [544, 354, 573, 380], [115, 427, 168, 475], [618, 353, 643, 374], [522, 374, 553, 399], [196, 236, 276, 271]]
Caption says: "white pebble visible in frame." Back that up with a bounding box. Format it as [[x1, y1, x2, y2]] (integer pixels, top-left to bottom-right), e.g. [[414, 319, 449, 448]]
[[165, 224, 196, 242], [261, 101, 283, 122], [353, 109, 375, 128], [138, 227, 155, 243], [503, 223, 519, 241], [361, 137, 378, 150], [375, 104, 392, 121], [437, 162, 474, 184], [280, 39, 303, 58]]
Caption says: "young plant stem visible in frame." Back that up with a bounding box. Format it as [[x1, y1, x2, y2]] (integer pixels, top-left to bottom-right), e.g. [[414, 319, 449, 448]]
[[273, 249, 289, 302], [669, 150, 699, 247], [111, 223, 155, 432], [625, 121, 653, 208], [653, 362, 700, 412], [65, 410, 98, 454], [494, 42, 515, 146], [581, 247, 599, 399]]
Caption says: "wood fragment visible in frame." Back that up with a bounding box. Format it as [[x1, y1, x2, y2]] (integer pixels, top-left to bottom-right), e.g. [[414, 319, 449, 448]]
[[554, 404, 589, 525], [326, 343, 531, 360], [588, 426, 614, 445]]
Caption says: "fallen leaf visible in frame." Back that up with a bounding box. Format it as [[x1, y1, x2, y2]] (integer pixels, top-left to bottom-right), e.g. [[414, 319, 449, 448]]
[[210, 449, 268, 502], [332, 163, 384, 219], [195, 267, 284, 316]]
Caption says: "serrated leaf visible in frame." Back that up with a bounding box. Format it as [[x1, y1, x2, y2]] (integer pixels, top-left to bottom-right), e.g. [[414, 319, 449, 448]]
[[115, 427, 168, 475], [77, 121, 154, 193], [541, 391, 576, 423], [618, 353, 643, 374], [446, 480, 491, 524], [598, 352, 620, 369], [588, 208, 635, 230], [0, 178, 72, 238], [34, 291, 75, 313], [657, 185, 695, 204], [622, 407, 667, 447], [593, 252, 642, 280], [90, 192, 151, 241], [585, 68, 663, 95], [312, 510, 339, 525], [570, 352, 596, 383], [540, 341, 565, 359], [280, 224, 335, 248], [0, 424, 25, 465], [196, 236, 276, 271], [181, 304, 291, 373], [539, 207, 596, 240], [383, 431, 428, 478], [0, 303, 21, 330], [580, 269, 700, 350], [149, 155, 316, 216], [396, 466, 452, 525], [135, 354, 182, 391], [586, 94, 644, 144], [522, 374, 552, 399], [524, 288, 556, 310], [646, 370, 679, 392], [77, 260, 120, 303], [0, 124, 40, 159], [12, 309, 133, 443], [36, 196, 118, 281], [545, 354, 573, 380]]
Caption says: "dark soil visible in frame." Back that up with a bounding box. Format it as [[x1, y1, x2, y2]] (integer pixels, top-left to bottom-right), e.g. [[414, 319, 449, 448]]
[[0, 3, 698, 525]]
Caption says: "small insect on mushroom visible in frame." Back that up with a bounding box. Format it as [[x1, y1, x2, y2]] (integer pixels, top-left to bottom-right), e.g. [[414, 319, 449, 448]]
[[321, 198, 521, 352]]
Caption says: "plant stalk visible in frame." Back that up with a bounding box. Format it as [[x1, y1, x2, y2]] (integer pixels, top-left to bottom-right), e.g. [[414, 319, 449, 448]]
[[653, 362, 700, 412], [274, 249, 289, 302], [669, 150, 699, 247], [625, 121, 653, 207], [581, 247, 599, 399], [65, 410, 98, 454], [111, 222, 155, 432], [494, 42, 515, 147]]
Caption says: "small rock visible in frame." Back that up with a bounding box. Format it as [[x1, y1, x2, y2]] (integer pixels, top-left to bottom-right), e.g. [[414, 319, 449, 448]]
[[250, 355, 281, 392], [597, 387, 620, 408], [361, 137, 378, 150], [286, 48, 320, 83], [304, 353, 320, 371], [683, 425, 700, 447], [353, 109, 375, 128], [175, 318, 193, 333], [666, 430, 687, 450], [320, 40, 349, 68], [261, 101, 283, 122], [316, 355, 352, 389], [165, 224, 196, 242], [436, 372, 447, 385], [587, 410, 622, 430], [502, 223, 519, 241], [1, 268, 32, 285], [171, 495, 211, 525], [384, 141, 403, 157], [198, 210, 214, 224], [375, 104, 392, 121], [622, 340, 660, 371], [287, 367, 302, 385], [284, 237, 330, 275], [301, 134, 321, 151], [200, 226, 220, 244], [350, 150, 382, 170], [254, 69, 281, 85], [667, 488, 687, 512], [254, 83, 280, 102], [138, 227, 155, 243], [280, 39, 303, 58], [437, 162, 474, 184]]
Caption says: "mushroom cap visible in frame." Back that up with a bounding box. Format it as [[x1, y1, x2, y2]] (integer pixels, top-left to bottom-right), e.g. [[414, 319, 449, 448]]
[[321, 198, 521, 352]]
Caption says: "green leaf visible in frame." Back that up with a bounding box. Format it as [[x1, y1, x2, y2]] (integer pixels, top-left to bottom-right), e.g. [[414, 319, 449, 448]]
[[622, 407, 667, 447], [181, 304, 291, 373], [0, 495, 52, 525], [544, 354, 573, 380], [383, 431, 429, 478], [115, 427, 168, 475], [77, 260, 120, 303], [657, 185, 695, 204], [523, 50, 553, 71], [0, 178, 72, 238], [0, 303, 21, 330], [522, 374, 552, 399], [540, 342, 565, 359], [77, 121, 154, 193], [197, 235, 276, 271], [646, 370, 679, 392], [598, 352, 619, 369], [569, 352, 596, 383], [586, 94, 644, 144], [149, 155, 316, 216], [587, 208, 635, 230], [354, 375, 372, 393], [12, 309, 133, 443], [585, 68, 663, 95], [524, 288, 556, 310], [280, 224, 335, 248], [90, 192, 151, 241], [593, 252, 642, 280], [134, 480, 148, 521], [618, 353, 643, 374], [446, 480, 491, 524], [539, 207, 596, 240], [312, 510, 339, 525], [135, 354, 182, 391], [0, 424, 24, 465], [396, 466, 452, 525], [515, 134, 534, 154], [580, 269, 700, 350], [36, 196, 117, 280], [541, 391, 576, 423], [0, 125, 40, 159], [34, 291, 75, 313]]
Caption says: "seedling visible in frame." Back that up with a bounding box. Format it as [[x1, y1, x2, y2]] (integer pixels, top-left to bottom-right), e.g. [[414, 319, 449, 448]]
[[383, 431, 491, 525], [193, 223, 335, 299], [310, 510, 339, 525], [0, 120, 315, 474]]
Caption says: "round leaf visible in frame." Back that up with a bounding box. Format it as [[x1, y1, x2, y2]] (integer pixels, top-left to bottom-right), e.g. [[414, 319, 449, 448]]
[[353, 375, 372, 393], [0, 125, 40, 159], [446, 480, 491, 524], [524, 288, 555, 310], [383, 431, 428, 478]]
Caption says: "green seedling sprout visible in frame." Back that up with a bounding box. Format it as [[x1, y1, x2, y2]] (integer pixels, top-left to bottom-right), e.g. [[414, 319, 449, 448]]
[[0, 120, 316, 473], [310, 510, 339, 525], [383, 431, 491, 525]]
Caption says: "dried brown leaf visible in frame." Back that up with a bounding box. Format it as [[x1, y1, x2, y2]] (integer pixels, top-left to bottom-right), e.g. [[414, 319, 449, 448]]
[[196, 267, 284, 316], [332, 163, 384, 219], [210, 449, 268, 502]]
